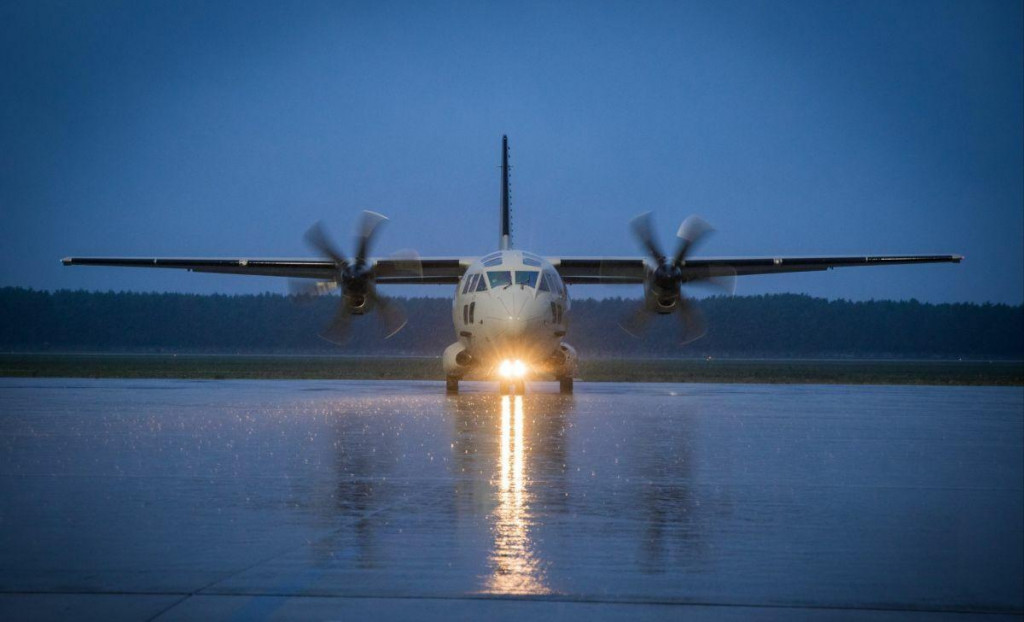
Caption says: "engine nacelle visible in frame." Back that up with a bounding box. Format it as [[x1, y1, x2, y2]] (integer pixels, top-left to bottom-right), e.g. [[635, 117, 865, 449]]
[[643, 274, 680, 314], [344, 292, 370, 314], [443, 342, 475, 378], [342, 279, 377, 315]]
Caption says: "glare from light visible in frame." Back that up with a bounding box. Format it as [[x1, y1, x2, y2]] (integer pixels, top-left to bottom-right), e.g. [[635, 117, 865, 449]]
[[486, 395, 548, 595], [498, 359, 527, 379]]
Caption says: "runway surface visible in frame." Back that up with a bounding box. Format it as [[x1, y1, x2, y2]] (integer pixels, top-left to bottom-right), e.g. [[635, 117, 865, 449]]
[[0, 379, 1021, 620]]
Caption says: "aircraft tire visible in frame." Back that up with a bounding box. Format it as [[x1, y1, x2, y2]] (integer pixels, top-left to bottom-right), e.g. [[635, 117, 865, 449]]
[[558, 377, 573, 394], [446, 377, 459, 394]]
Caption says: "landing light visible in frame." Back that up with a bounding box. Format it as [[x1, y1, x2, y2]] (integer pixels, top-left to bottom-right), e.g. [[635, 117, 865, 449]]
[[498, 359, 527, 378]]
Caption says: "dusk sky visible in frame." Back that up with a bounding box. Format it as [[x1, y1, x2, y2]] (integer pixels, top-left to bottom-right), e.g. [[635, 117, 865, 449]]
[[2, 0, 1021, 304]]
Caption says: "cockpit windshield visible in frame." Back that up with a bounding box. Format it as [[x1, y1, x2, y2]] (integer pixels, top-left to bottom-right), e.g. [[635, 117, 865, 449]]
[[487, 270, 513, 288], [514, 271, 539, 288], [484, 270, 542, 290]]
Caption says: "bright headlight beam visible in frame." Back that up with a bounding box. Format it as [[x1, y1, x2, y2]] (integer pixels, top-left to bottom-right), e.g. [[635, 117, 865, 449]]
[[498, 359, 527, 379]]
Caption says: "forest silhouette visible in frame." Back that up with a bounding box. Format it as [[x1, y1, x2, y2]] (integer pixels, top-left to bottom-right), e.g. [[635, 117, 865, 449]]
[[2, 288, 1020, 359]]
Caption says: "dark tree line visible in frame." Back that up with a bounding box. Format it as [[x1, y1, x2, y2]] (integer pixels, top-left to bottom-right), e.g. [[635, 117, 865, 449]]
[[1, 287, 1020, 358]]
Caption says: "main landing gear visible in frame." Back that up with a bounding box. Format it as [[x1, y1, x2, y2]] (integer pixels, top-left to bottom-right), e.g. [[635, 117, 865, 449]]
[[446, 376, 460, 394], [557, 376, 574, 394]]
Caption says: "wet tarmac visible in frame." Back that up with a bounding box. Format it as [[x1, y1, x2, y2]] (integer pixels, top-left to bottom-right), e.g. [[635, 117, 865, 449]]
[[0, 379, 1021, 620]]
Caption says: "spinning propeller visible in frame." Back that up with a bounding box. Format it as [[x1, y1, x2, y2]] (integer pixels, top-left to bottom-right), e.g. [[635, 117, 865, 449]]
[[621, 212, 735, 344], [291, 211, 419, 344]]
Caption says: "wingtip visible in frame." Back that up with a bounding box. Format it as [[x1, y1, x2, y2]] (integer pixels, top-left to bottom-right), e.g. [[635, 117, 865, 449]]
[[61, 257, 72, 266]]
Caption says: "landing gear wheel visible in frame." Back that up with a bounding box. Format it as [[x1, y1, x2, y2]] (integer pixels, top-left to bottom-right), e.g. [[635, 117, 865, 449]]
[[498, 381, 524, 395], [558, 376, 574, 394], [446, 376, 459, 394]]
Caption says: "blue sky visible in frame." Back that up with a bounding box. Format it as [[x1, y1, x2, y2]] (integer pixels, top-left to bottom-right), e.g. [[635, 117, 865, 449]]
[[2, 0, 1021, 303]]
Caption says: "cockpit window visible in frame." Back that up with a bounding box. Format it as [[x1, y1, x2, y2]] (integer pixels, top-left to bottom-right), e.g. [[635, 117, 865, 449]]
[[515, 270, 539, 288], [483, 256, 503, 267], [538, 273, 550, 292], [544, 270, 563, 295], [487, 270, 512, 288], [474, 274, 489, 292], [522, 256, 542, 267], [461, 273, 476, 294]]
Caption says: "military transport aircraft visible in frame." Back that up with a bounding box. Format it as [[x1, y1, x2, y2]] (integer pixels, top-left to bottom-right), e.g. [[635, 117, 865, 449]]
[[63, 136, 962, 394]]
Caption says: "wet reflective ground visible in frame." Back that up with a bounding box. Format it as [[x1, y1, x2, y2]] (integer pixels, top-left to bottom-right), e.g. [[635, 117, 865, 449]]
[[0, 379, 1021, 620]]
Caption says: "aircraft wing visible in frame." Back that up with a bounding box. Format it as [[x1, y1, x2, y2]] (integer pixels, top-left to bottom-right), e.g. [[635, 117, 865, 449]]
[[550, 254, 963, 284], [63, 253, 962, 286], [61, 257, 469, 284]]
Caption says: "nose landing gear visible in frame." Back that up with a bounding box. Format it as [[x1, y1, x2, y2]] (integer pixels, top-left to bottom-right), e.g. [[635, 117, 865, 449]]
[[499, 380, 527, 395]]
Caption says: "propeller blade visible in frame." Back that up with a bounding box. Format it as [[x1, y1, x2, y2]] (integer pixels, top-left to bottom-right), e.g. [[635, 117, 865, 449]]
[[387, 248, 424, 278], [305, 221, 349, 269], [369, 291, 408, 339], [673, 215, 713, 266], [703, 273, 736, 296], [288, 279, 338, 301], [684, 265, 737, 296], [319, 301, 354, 345], [630, 212, 666, 264], [617, 305, 652, 338], [676, 297, 707, 344], [355, 211, 388, 268]]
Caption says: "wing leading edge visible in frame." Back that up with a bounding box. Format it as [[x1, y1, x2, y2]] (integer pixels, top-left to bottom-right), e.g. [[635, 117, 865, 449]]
[[550, 254, 963, 284], [61, 257, 469, 284]]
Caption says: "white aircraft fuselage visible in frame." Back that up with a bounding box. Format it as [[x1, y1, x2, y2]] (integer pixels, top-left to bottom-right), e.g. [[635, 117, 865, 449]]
[[442, 250, 577, 390]]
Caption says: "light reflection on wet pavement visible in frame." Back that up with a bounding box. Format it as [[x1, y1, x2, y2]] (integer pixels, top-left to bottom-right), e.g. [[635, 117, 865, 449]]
[[0, 379, 1021, 620]]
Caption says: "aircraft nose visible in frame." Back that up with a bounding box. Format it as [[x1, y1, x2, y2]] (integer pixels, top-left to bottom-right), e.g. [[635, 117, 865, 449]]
[[506, 316, 528, 337], [497, 292, 545, 337]]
